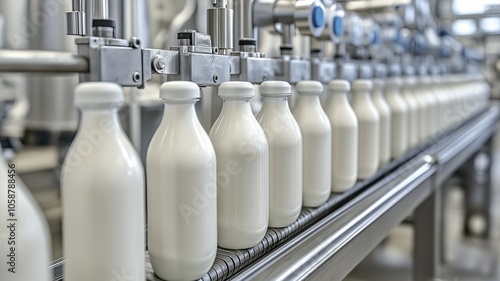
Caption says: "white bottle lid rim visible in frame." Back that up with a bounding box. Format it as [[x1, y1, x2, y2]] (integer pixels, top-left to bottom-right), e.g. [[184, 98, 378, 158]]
[[327, 80, 350, 92], [218, 81, 255, 99], [295, 81, 323, 95], [74, 82, 124, 107], [259, 81, 291, 97], [160, 81, 200, 100], [351, 79, 373, 91]]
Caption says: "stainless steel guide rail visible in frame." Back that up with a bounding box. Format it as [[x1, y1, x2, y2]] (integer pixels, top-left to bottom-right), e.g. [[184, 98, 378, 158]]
[[49, 106, 500, 281]]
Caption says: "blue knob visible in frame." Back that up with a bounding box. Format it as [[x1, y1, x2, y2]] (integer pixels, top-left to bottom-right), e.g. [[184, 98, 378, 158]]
[[311, 6, 324, 28], [333, 16, 344, 36]]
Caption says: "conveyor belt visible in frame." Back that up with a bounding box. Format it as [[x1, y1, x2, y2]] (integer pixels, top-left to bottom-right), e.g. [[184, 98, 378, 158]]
[[51, 105, 500, 281]]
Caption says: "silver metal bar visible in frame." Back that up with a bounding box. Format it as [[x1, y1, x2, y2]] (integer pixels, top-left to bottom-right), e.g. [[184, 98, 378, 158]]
[[414, 184, 442, 281], [93, 0, 109, 19], [432, 106, 499, 185], [0, 50, 89, 73]]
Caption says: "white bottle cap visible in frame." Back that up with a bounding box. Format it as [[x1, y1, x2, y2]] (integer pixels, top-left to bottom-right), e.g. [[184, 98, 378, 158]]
[[351, 80, 373, 92], [218, 81, 255, 99], [160, 81, 200, 100], [74, 82, 124, 107], [327, 80, 350, 92], [295, 81, 323, 95], [259, 81, 291, 97]]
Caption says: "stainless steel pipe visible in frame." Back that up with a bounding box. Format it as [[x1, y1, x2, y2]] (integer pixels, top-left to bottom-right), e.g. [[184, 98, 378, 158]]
[[0, 50, 89, 73]]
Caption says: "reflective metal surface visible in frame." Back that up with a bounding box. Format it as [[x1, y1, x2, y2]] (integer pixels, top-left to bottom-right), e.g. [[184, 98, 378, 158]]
[[0, 50, 88, 73]]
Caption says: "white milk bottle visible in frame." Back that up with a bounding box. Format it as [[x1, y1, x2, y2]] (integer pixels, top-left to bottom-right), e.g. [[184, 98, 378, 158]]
[[372, 79, 391, 167], [293, 81, 331, 207], [257, 81, 302, 227], [0, 148, 52, 281], [325, 80, 358, 192], [402, 77, 420, 148], [432, 76, 449, 133], [384, 78, 409, 158], [147, 82, 217, 280], [209, 81, 269, 249], [351, 80, 380, 179], [422, 76, 439, 137], [414, 77, 430, 143], [61, 82, 145, 281]]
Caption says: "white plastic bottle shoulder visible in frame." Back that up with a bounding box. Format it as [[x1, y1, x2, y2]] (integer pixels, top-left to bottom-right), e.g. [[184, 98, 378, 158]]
[[414, 77, 430, 143], [257, 81, 302, 227], [402, 77, 420, 148], [351, 80, 380, 179], [293, 81, 331, 207], [325, 80, 358, 192], [0, 149, 52, 281], [371, 79, 392, 167], [61, 82, 145, 281], [147, 82, 217, 280], [384, 78, 409, 158], [209, 82, 269, 249]]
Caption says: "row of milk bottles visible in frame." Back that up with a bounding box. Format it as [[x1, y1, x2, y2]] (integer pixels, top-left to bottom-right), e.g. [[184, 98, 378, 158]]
[[60, 73, 489, 281]]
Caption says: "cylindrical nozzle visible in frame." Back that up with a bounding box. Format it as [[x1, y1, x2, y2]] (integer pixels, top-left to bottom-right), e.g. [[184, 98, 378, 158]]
[[207, 2, 234, 54], [66, 0, 87, 36]]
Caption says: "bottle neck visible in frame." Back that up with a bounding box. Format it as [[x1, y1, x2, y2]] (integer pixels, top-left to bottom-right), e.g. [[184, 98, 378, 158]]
[[221, 98, 253, 115], [261, 96, 290, 112], [352, 91, 371, 102], [162, 100, 198, 122], [296, 94, 321, 107], [385, 87, 400, 97], [372, 88, 383, 99], [329, 92, 350, 105], [79, 107, 121, 133]]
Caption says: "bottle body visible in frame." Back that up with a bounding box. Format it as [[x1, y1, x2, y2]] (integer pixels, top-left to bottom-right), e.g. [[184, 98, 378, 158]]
[[372, 82, 392, 167], [147, 101, 217, 280], [413, 82, 430, 143], [0, 151, 52, 281], [258, 97, 302, 227], [325, 90, 358, 192], [352, 87, 380, 179], [433, 78, 449, 133], [402, 86, 420, 148], [62, 109, 145, 281], [424, 82, 439, 137], [385, 85, 409, 158], [293, 94, 331, 207], [210, 99, 269, 249]]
